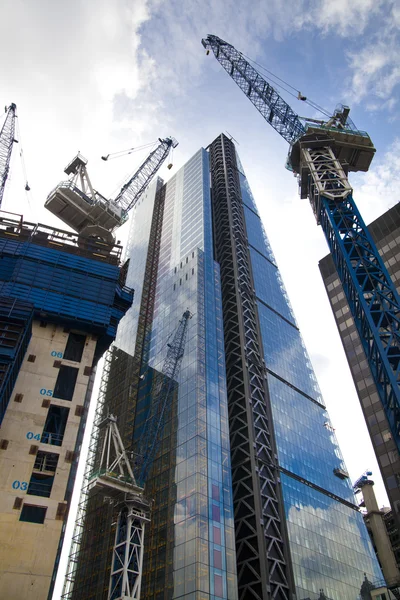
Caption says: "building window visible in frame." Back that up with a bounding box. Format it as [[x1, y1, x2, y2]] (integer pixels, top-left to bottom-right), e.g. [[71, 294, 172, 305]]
[[27, 472, 54, 498], [214, 549, 222, 569], [42, 405, 69, 446], [64, 333, 86, 362], [213, 526, 221, 545], [212, 504, 220, 522], [212, 484, 220, 501], [214, 574, 223, 597], [19, 504, 47, 524], [53, 365, 79, 401], [34, 450, 59, 473]]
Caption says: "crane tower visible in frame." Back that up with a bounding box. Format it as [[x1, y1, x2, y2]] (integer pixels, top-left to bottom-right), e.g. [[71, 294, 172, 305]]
[[202, 34, 400, 458], [0, 103, 17, 207]]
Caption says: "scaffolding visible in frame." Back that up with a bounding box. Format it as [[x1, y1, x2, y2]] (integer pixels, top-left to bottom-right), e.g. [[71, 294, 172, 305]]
[[62, 348, 125, 599]]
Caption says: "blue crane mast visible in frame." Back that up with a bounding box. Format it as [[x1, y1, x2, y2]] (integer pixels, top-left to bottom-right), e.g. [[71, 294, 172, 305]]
[[202, 35, 400, 455], [0, 103, 17, 208]]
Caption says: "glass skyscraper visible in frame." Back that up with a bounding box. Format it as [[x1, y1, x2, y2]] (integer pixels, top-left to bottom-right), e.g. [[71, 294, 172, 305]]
[[67, 134, 382, 600]]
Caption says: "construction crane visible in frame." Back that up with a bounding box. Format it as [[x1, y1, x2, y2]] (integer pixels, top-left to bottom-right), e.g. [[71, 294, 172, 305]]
[[135, 309, 192, 486], [63, 310, 191, 600], [0, 103, 17, 208], [45, 136, 178, 244], [202, 34, 400, 455]]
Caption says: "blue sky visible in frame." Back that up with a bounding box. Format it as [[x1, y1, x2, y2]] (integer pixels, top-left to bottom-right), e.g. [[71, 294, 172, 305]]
[[1, 1, 399, 588]]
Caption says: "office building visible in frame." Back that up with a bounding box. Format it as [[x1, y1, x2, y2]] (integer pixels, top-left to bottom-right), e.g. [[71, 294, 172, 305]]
[[66, 134, 383, 600], [320, 203, 400, 531], [0, 212, 132, 599]]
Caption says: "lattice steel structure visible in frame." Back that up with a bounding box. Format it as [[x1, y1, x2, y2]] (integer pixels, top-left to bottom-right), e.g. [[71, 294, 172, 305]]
[[209, 134, 296, 600], [0, 103, 17, 207], [114, 139, 178, 214], [136, 309, 191, 485]]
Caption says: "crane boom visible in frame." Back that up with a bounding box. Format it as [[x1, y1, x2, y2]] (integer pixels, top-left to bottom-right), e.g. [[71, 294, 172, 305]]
[[114, 137, 178, 212], [202, 37, 400, 461], [202, 35, 305, 145], [135, 309, 192, 485], [0, 103, 17, 208]]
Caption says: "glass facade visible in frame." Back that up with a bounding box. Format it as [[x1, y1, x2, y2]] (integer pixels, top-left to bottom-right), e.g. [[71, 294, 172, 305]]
[[71, 135, 383, 600], [239, 160, 382, 599], [122, 149, 236, 599]]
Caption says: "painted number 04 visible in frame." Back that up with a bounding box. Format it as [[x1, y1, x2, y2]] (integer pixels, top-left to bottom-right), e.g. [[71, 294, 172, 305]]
[[26, 432, 41, 441]]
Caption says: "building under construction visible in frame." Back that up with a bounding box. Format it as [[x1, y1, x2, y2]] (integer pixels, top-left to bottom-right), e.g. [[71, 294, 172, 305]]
[[0, 211, 132, 600], [63, 136, 384, 600]]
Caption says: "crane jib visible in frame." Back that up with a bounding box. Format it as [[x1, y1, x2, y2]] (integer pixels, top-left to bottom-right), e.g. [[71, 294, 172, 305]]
[[208, 38, 305, 145]]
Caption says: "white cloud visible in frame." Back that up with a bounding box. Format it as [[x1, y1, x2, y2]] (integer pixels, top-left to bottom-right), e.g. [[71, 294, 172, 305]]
[[291, 0, 383, 37], [345, 2, 400, 108], [0, 0, 160, 221], [354, 138, 400, 221]]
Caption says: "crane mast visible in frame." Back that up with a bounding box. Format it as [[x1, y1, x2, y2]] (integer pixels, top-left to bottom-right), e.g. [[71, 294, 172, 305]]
[[202, 33, 400, 494], [135, 309, 192, 485], [0, 103, 17, 208], [45, 137, 178, 244]]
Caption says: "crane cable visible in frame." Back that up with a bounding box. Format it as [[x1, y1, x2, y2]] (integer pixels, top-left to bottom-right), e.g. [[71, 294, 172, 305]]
[[101, 140, 158, 161], [14, 117, 31, 193], [241, 52, 332, 120], [6, 110, 34, 217], [107, 140, 162, 199]]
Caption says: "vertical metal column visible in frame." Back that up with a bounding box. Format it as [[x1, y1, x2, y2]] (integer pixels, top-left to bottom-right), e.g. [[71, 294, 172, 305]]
[[301, 143, 400, 452], [209, 134, 296, 600]]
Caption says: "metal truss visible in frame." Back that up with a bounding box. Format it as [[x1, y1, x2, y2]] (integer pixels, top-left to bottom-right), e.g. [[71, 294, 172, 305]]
[[91, 417, 149, 600], [301, 145, 400, 451], [115, 138, 177, 214], [109, 502, 149, 600], [209, 134, 296, 600], [300, 144, 352, 221], [0, 103, 17, 207], [135, 309, 191, 484], [202, 36, 305, 145], [62, 349, 115, 600]]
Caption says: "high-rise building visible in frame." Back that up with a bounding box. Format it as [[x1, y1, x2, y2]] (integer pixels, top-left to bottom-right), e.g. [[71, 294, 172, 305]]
[[319, 203, 400, 531], [66, 134, 383, 600], [0, 212, 132, 600]]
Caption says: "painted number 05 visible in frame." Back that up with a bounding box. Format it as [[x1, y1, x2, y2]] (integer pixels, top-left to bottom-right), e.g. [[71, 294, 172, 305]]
[[40, 388, 53, 396]]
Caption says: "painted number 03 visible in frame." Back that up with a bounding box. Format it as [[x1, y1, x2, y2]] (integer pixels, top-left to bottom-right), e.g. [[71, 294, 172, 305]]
[[51, 351, 63, 358], [40, 388, 53, 396], [12, 480, 28, 490]]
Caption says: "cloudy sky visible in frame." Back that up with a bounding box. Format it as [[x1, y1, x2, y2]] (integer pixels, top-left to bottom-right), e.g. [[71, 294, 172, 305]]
[[1, 0, 399, 591]]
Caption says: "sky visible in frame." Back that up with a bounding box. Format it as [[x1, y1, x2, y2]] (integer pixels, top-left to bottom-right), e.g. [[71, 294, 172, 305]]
[[1, 0, 400, 595]]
